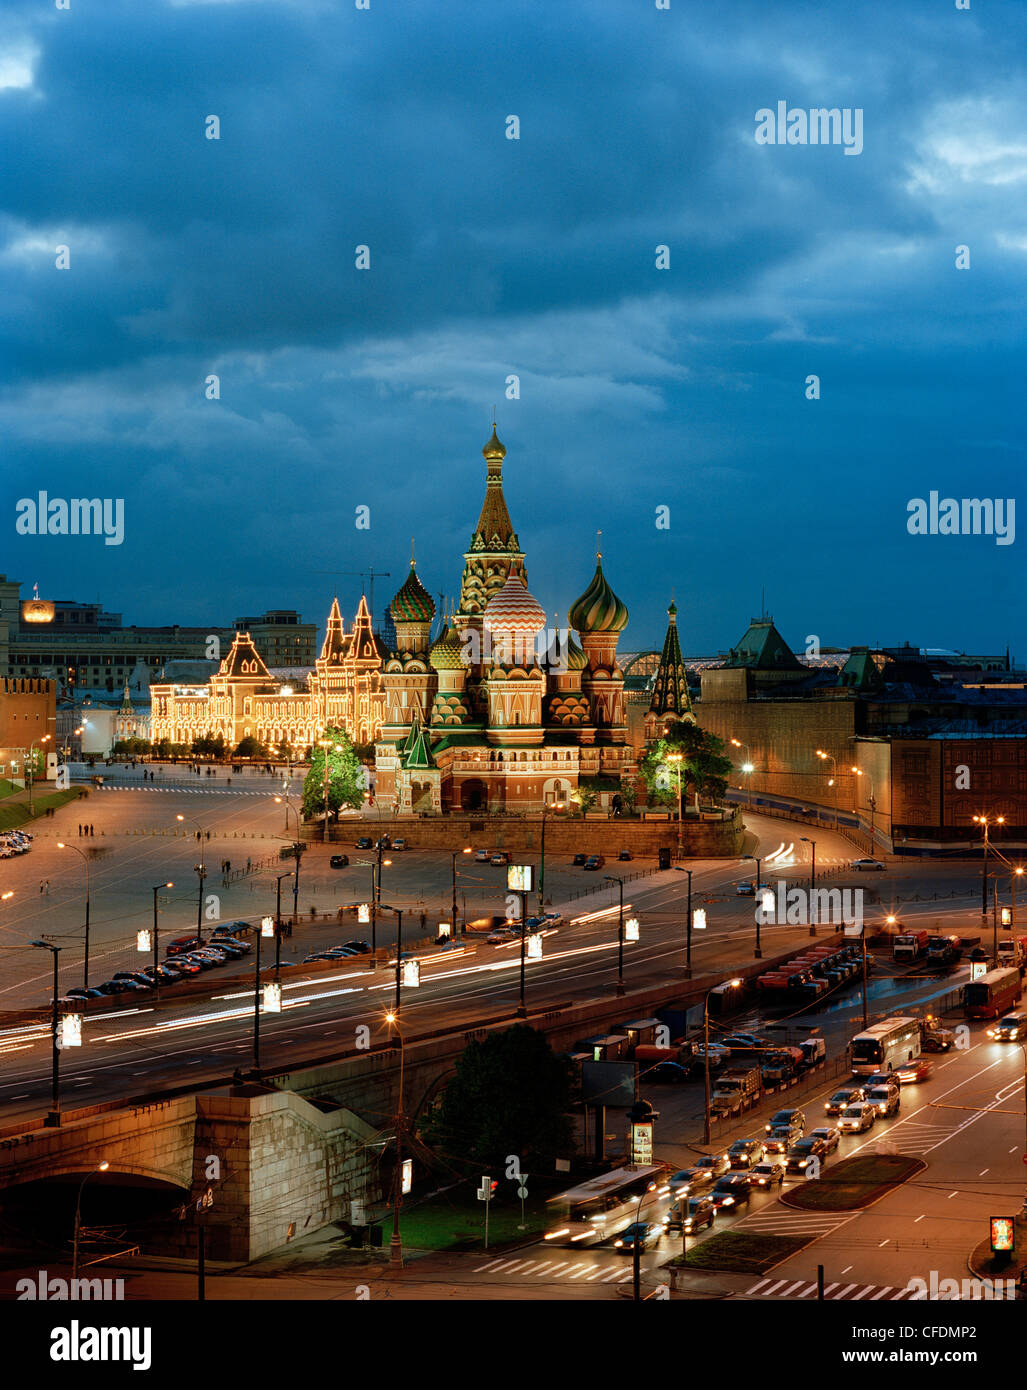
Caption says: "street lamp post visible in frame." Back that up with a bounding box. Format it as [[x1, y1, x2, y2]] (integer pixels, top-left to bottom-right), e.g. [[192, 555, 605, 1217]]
[[704, 979, 742, 1144], [57, 842, 91, 989], [385, 1011, 406, 1269], [72, 1160, 110, 1282], [730, 739, 753, 808], [516, 888, 530, 1018], [31, 941, 62, 1126], [673, 866, 693, 976], [176, 814, 207, 941], [851, 767, 876, 854], [973, 815, 1005, 946], [800, 837, 816, 937], [538, 801, 565, 917], [393, 909, 405, 1015], [452, 846, 471, 937], [605, 875, 626, 995], [27, 735, 51, 815], [275, 871, 293, 972], [151, 882, 172, 992], [745, 855, 763, 958]]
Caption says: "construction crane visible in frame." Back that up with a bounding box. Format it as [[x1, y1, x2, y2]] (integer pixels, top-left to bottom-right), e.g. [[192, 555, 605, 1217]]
[[312, 568, 391, 631]]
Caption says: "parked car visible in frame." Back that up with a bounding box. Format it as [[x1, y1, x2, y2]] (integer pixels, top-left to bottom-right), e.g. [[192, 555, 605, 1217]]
[[166, 935, 204, 957], [391, 838, 407, 851], [65, 986, 105, 1001], [617, 849, 632, 861], [692, 1042, 730, 1067], [355, 837, 373, 850], [729, 1139, 766, 1169], [764, 1109, 806, 1152], [613, 1221, 665, 1253], [851, 858, 885, 871], [475, 849, 490, 862], [749, 1160, 785, 1189], [785, 1137, 826, 1175], [95, 980, 132, 996], [572, 853, 587, 866], [486, 929, 516, 944], [838, 1101, 877, 1133], [329, 854, 350, 869], [710, 1174, 752, 1212], [583, 854, 605, 871], [140, 964, 183, 983], [341, 940, 371, 954], [825, 1085, 867, 1116], [649, 1060, 691, 1084], [808, 1126, 841, 1154], [736, 880, 757, 896], [112, 971, 153, 988], [489, 850, 510, 866], [213, 921, 253, 939], [895, 1058, 932, 1084], [669, 1195, 715, 1234], [164, 956, 202, 974], [722, 1033, 765, 1052], [212, 936, 251, 954]]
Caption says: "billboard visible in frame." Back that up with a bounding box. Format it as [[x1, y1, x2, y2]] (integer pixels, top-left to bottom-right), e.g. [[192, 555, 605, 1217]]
[[507, 864, 534, 893], [581, 1059, 635, 1110]]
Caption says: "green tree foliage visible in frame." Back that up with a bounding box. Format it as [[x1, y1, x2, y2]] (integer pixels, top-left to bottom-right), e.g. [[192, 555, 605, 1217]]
[[190, 734, 227, 758], [420, 1026, 576, 1171], [234, 736, 268, 759], [639, 720, 733, 810], [301, 727, 365, 823]]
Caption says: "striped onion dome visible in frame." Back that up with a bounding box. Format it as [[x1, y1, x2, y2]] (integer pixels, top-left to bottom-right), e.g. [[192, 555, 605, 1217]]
[[569, 559, 628, 634], [429, 622, 465, 671], [389, 561, 435, 624], [483, 568, 546, 637], [566, 633, 587, 670]]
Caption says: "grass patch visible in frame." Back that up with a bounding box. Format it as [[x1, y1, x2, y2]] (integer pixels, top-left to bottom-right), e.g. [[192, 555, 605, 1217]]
[[0, 788, 81, 830], [372, 1193, 547, 1252], [0, 779, 18, 801], [673, 1231, 811, 1273], [783, 1154, 923, 1211]]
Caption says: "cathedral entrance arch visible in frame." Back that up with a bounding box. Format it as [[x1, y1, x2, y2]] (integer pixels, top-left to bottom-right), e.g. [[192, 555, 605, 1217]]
[[410, 781, 433, 813], [461, 779, 488, 812]]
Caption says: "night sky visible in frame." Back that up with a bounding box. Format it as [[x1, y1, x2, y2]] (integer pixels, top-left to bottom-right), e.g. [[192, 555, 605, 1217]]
[[1, 0, 1023, 658]]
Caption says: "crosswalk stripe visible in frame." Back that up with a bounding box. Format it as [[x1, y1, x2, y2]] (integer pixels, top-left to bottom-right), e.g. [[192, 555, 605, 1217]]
[[831, 1283, 858, 1299], [561, 1263, 591, 1278], [528, 1262, 556, 1276], [474, 1260, 503, 1272], [602, 1269, 624, 1282], [851, 1285, 876, 1300], [616, 1271, 634, 1282], [870, 1286, 893, 1300], [891, 1287, 915, 1300], [488, 1259, 525, 1273], [569, 1266, 599, 1279], [821, 1283, 838, 1296], [546, 1263, 570, 1276], [745, 1278, 772, 1295], [781, 1280, 807, 1297], [797, 1284, 819, 1297], [761, 1279, 787, 1296], [586, 1268, 608, 1281]]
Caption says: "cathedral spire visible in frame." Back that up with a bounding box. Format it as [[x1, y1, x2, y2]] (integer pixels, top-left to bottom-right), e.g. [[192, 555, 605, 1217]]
[[648, 599, 693, 721]]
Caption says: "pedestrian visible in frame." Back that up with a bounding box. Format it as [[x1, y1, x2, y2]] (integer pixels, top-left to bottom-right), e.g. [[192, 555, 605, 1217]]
[[227, 777, 231, 787], [45, 879, 49, 895], [78, 824, 82, 836], [90, 823, 94, 836], [40, 880, 44, 895], [226, 860, 231, 873], [246, 857, 251, 871]]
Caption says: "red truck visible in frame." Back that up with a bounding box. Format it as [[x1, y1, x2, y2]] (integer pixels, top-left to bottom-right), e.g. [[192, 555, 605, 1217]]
[[893, 929, 930, 963]]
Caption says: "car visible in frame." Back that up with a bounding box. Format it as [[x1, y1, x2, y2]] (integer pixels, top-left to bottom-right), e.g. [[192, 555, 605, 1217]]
[[213, 921, 253, 939], [64, 986, 105, 1001], [648, 1060, 691, 1084], [749, 1161, 785, 1189], [691, 1042, 730, 1066], [736, 880, 757, 896], [921, 1027, 955, 1053], [764, 1109, 805, 1151], [838, 1101, 877, 1133], [206, 940, 246, 959], [692, 1152, 731, 1180], [95, 980, 133, 996], [572, 853, 587, 866], [355, 837, 373, 850], [710, 1174, 752, 1212], [583, 854, 605, 871], [851, 858, 885, 871], [894, 1058, 932, 1084], [729, 1139, 766, 1168], [391, 838, 407, 851], [475, 849, 490, 862], [341, 940, 371, 954], [141, 964, 183, 983], [809, 1126, 841, 1154], [987, 1010, 1027, 1042], [322, 947, 362, 959], [329, 854, 350, 869], [193, 947, 232, 963], [670, 1166, 714, 1196], [213, 936, 251, 954], [613, 1221, 665, 1253], [617, 849, 632, 861], [304, 952, 332, 963], [486, 928, 517, 944], [785, 1137, 826, 1175], [112, 971, 153, 987], [670, 1195, 716, 1235], [866, 1083, 900, 1118], [374, 836, 392, 850], [164, 956, 202, 974], [166, 935, 205, 956], [722, 1033, 765, 1052], [863, 1072, 893, 1089], [489, 851, 509, 866]]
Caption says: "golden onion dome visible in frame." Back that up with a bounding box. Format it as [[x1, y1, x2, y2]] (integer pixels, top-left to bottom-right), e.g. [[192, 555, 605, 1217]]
[[482, 424, 506, 461], [428, 622, 465, 672]]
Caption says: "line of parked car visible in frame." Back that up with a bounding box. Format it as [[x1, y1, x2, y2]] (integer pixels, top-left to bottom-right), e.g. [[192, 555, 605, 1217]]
[[59, 923, 256, 1002], [0, 829, 32, 857], [303, 940, 372, 963]]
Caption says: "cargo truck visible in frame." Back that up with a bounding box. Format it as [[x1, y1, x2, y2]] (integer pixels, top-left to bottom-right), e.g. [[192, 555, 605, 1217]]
[[710, 1066, 762, 1117], [926, 935, 962, 967], [893, 930, 930, 962]]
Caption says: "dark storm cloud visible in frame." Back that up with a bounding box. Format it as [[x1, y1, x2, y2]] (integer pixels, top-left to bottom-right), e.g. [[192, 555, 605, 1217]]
[[1, 0, 1024, 654]]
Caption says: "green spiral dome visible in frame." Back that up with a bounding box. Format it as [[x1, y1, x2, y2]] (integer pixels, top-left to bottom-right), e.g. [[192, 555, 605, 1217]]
[[389, 561, 436, 624], [569, 560, 628, 634]]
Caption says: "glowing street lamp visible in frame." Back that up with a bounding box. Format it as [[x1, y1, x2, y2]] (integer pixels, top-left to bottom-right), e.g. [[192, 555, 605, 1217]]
[[704, 979, 743, 1143], [57, 841, 92, 989]]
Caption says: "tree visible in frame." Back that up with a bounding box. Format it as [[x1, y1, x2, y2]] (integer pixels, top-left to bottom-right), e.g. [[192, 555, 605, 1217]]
[[570, 785, 597, 816], [639, 720, 733, 810], [420, 1026, 575, 1171], [234, 736, 267, 759], [301, 726, 365, 823]]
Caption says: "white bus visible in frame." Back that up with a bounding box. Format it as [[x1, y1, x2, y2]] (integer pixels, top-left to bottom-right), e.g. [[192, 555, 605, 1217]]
[[849, 1016, 920, 1075], [543, 1164, 669, 1246]]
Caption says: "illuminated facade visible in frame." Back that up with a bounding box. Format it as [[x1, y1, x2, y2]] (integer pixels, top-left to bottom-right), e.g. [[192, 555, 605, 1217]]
[[374, 427, 635, 814], [150, 597, 386, 751]]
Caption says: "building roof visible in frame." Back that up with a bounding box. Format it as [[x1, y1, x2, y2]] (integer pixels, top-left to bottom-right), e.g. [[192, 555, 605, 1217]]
[[219, 632, 271, 680], [721, 617, 803, 671], [319, 596, 349, 664], [389, 561, 435, 624], [469, 425, 519, 552], [483, 566, 546, 637], [569, 557, 629, 634], [649, 600, 692, 719]]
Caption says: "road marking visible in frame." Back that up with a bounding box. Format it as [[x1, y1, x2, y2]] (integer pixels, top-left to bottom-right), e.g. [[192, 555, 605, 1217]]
[[840, 1265, 853, 1275], [832, 1283, 859, 1299], [9, 1094, 29, 1100], [979, 1169, 989, 1176], [761, 1279, 787, 1296], [851, 1285, 876, 1300], [474, 1260, 502, 1272], [870, 1286, 892, 1300], [914, 1214, 925, 1223], [780, 1279, 807, 1297], [947, 1191, 958, 1199], [602, 1269, 624, 1282], [569, 1266, 598, 1279], [878, 1239, 889, 1247], [1011, 1147, 1019, 1154], [745, 1278, 771, 1295], [485, 1260, 524, 1273]]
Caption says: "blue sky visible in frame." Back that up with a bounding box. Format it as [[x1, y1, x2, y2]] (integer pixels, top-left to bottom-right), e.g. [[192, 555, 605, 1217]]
[[1, 0, 1024, 658]]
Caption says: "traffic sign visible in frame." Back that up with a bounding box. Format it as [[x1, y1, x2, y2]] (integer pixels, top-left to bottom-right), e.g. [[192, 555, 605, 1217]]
[[516, 1185, 528, 1199]]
